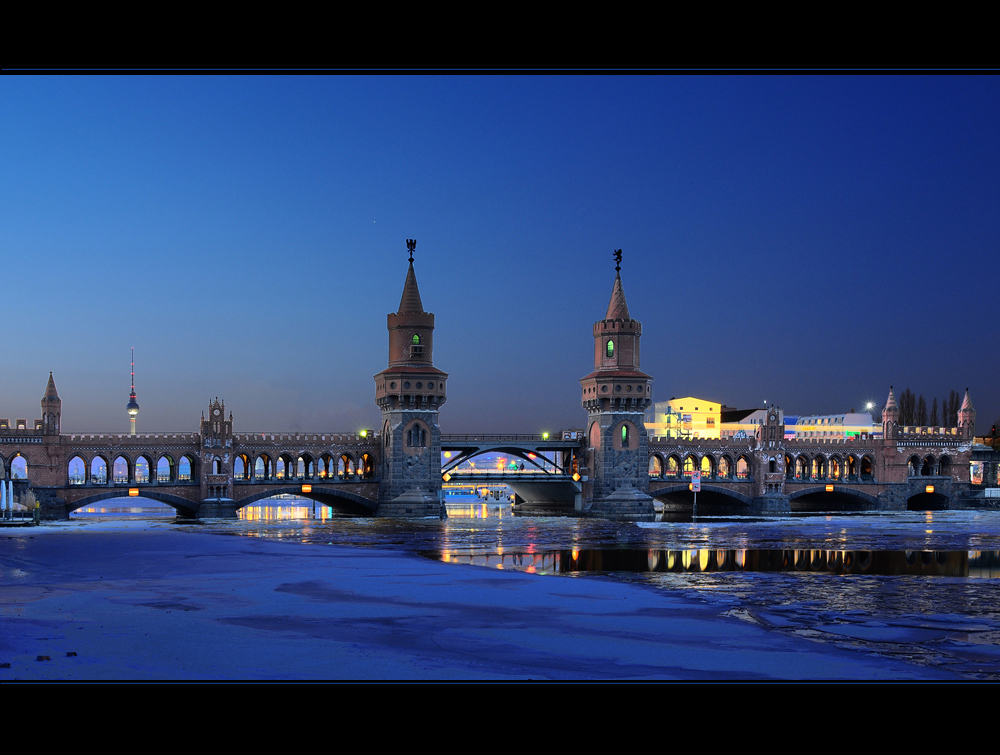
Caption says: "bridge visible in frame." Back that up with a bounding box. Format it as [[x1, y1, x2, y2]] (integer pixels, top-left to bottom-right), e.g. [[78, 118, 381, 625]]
[[440, 433, 583, 513], [2, 242, 995, 520]]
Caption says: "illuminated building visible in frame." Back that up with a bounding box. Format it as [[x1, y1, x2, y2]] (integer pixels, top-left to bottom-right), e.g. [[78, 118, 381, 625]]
[[645, 397, 722, 439], [794, 412, 880, 440]]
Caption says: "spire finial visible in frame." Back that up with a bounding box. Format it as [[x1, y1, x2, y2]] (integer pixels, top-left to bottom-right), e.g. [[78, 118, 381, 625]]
[[406, 238, 416, 263], [613, 248, 622, 272]]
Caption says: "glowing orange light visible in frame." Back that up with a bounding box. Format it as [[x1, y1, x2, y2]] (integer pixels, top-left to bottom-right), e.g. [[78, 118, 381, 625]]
[[442, 473, 451, 482], [926, 485, 935, 494], [301, 484, 312, 493], [572, 472, 581, 481], [826, 484, 834, 492], [128, 488, 139, 497]]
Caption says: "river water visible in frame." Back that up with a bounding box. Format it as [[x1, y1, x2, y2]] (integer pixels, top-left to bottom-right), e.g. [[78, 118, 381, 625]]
[[72, 499, 1000, 678]]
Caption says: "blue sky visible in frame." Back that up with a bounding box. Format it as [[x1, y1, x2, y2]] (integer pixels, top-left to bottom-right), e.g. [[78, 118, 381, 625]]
[[2, 75, 998, 433]]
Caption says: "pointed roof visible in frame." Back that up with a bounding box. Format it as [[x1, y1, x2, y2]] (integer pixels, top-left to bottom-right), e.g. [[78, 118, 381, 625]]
[[960, 388, 974, 413], [605, 271, 630, 321], [397, 261, 425, 314], [884, 385, 897, 411], [43, 372, 59, 400]]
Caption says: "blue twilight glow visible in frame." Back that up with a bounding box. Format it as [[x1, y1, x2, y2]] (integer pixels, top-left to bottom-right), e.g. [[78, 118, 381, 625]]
[[1, 76, 998, 433]]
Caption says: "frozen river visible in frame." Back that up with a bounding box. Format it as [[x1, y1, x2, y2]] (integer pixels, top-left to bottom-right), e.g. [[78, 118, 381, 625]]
[[64, 501, 1000, 678]]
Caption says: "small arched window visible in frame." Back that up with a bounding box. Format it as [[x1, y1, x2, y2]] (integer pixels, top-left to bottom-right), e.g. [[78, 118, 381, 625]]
[[412, 334, 420, 345], [411, 333, 423, 356], [621, 424, 629, 446], [606, 339, 615, 358]]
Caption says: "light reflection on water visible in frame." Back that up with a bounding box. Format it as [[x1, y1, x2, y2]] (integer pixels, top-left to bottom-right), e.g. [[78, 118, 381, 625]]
[[76, 500, 1000, 677]]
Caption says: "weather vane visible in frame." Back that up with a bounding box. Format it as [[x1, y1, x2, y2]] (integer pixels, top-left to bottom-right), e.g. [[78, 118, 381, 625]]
[[406, 238, 416, 262], [613, 249, 622, 272]]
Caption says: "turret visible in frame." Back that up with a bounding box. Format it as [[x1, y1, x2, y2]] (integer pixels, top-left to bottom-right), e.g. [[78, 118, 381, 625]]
[[40, 372, 61, 436], [579, 250, 654, 519], [882, 385, 899, 440], [373, 240, 448, 516], [958, 388, 975, 439]]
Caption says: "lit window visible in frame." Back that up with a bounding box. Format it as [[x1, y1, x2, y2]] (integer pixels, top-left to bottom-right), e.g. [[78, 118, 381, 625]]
[[607, 340, 614, 358]]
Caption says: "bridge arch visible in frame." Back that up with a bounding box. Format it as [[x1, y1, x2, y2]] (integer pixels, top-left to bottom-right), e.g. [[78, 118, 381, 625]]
[[68, 490, 200, 518], [235, 486, 377, 515], [788, 485, 878, 510], [651, 483, 753, 508]]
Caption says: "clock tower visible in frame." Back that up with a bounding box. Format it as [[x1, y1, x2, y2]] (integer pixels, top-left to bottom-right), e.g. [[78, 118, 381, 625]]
[[373, 240, 448, 517], [580, 250, 655, 520]]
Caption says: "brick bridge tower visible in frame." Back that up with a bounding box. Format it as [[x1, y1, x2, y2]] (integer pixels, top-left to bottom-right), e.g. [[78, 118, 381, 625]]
[[41, 372, 61, 436], [198, 397, 233, 514], [373, 240, 448, 517], [580, 250, 655, 520]]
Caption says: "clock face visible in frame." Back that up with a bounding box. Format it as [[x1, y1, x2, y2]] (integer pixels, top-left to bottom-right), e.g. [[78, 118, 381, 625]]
[[213, 409, 220, 416], [769, 414, 776, 421]]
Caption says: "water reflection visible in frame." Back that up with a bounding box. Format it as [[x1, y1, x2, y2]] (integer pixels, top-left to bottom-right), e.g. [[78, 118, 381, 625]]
[[427, 547, 1000, 577]]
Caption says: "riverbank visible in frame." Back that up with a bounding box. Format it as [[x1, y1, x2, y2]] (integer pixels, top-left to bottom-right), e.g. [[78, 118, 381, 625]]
[[0, 520, 965, 680]]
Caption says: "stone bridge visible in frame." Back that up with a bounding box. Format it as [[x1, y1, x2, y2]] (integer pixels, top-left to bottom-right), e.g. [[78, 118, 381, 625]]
[[2, 245, 995, 521]]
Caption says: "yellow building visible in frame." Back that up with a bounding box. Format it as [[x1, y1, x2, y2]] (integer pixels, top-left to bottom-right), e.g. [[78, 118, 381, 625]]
[[645, 397, 721, 439]]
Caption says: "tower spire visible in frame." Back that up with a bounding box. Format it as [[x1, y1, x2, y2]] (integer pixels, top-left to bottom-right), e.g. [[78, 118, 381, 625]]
[[127, 347, 139, 435]]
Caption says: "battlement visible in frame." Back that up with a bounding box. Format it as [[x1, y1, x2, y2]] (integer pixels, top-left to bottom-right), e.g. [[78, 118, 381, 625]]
[[66, 433, 200, 442], [233, 432, 376, 444]]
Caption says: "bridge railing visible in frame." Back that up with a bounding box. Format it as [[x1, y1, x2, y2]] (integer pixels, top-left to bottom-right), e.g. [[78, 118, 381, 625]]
[[441, 434, 581, 443], [233, 432, 376, 443]]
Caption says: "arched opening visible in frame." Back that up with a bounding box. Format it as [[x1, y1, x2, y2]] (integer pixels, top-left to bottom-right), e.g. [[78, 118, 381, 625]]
[[921, 456, 935, 476], [298, 454, 314, 479], [736, 455, 750, 480], [157, 455, 174, 483], [908, 456, 920, 477], [359, 453, 375, 479], [829, 457, 842, 481], [68, 456, 86, 485], [11, 454, 27, 480], [846, 455, 858, 481], [91, 457, 108, 485], [255, 455, 271, 481], [683, 455, 696, 479], [276, 455, 293, 480], [860, 456, 874, 482], [135, 456, 151, 484], [701, 455, 715, 479], [319, 453, 334, 479], [234, 454, 250, 481], [213, 458, 223, 475], [606, 339, 614, 358], [812, 456, 826, 480], [179, 455, 194, 482], [113, 456, 130, 484], [907, 491, 949, 511], [648, 455, 663, 478], [665, 455, 680, 478], [718, 456, 732, 480], [339, 454, 355, 479], [795, 456, 809, 481], [939, 455, 951, 477]]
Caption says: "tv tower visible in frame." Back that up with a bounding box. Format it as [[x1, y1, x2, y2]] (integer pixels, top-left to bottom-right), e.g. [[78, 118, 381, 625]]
[[127, 347, 139, 435]]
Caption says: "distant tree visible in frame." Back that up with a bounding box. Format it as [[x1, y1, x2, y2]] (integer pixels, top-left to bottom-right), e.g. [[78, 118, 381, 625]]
[[899, 388, 915, 425], [930, 398, 938, 427], [916, 395, 927, 426], [948, 390, 961, 427]]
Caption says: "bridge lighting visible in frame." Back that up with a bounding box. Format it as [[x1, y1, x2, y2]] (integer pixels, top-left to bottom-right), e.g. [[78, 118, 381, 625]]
[[926, 485, 935, 494], [826, 484, 834, 492], [360, 429, 368, 438], [442, 473, 451, 482], [572, 472, 581, 481], [542, 432, 549, 440], [301, 484, 312, 493], [128, 488, 139, 497]]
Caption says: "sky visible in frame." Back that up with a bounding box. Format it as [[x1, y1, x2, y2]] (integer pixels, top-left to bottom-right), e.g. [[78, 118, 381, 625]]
[[2, 75, 998, 434]]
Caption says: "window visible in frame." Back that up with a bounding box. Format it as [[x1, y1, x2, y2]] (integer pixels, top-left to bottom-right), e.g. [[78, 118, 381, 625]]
[[621, 424, 629, 446], [606, 340, 614, 358]]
